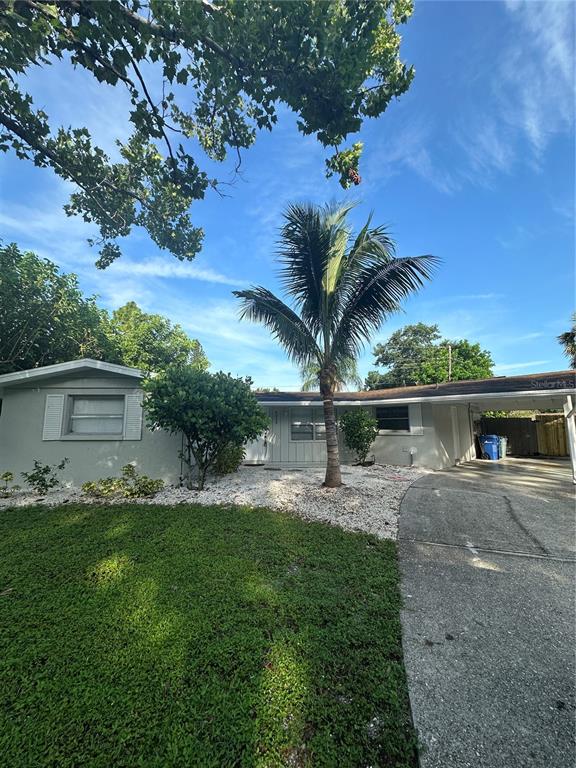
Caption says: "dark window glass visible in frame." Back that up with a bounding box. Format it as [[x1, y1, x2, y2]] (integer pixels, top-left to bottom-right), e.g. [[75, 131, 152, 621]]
[[291, 423, 314, 441], [376, 405, 410, 431]]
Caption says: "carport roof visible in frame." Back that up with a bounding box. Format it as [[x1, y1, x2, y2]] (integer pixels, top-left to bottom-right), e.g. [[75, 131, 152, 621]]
[[255, 370, 575, 406]]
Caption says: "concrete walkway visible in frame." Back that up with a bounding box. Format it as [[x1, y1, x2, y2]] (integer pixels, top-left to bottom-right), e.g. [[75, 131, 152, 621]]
[[398, 458, 575, 768]]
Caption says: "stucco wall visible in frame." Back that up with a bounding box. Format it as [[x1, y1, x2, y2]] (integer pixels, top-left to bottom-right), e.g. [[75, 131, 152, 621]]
[[0, 372, 183, 486], [0, 371, 478, 484]]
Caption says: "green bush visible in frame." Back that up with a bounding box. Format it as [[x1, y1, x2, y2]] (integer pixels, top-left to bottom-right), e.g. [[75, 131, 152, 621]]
[[82, 464, 164, 499], [143, 366, 268, 490], [213, 443, 245, 476], [21, 458, 69, 494], [340, 410, 378, 464]]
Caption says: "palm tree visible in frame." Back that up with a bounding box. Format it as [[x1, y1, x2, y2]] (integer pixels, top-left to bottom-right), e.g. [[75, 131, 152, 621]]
[[234, 202, 438, 487], [558, 313, 576, 369], [300, 356, 362, 392]]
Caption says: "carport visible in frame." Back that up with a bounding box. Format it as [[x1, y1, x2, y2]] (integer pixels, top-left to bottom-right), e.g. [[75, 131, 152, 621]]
[[407, 370, 576, 481]]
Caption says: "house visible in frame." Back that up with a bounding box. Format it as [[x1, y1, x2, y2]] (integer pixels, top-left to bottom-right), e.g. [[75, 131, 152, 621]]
[[0, 359, 574, 486]]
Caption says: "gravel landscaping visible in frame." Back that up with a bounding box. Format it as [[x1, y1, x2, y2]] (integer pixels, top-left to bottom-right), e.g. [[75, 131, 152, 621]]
[[0, 463, 425, 539]]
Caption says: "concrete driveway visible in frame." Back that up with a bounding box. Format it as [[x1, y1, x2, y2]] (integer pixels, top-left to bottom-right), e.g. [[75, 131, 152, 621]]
[[398, 458, 575, 768]]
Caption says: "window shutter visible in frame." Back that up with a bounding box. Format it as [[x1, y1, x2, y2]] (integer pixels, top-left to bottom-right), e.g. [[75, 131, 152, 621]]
[[124, 392, 143, 440], [42, 394, 64, 440]]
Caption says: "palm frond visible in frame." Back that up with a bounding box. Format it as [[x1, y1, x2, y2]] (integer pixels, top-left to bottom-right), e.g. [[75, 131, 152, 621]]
[[300, 355, 362, 392], [332, 254, 440, 359], [277, 202, 354, 339], [558, 313, 576, 368], [233, 287, 320, 366]]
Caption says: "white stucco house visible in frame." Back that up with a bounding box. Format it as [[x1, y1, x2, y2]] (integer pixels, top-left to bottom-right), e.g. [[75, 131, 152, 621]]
[[0, 358, 574, 486]]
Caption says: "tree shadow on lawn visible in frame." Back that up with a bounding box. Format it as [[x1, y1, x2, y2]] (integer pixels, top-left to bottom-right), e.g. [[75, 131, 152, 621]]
[[0, 502, 418, 767]]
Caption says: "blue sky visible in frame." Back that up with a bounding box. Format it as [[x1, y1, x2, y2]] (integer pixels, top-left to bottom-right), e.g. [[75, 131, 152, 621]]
[[0, 0, 574, 388]]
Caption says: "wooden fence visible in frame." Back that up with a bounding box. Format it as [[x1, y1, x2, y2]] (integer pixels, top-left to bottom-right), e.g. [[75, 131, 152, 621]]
[[480, 415, 568, 457]]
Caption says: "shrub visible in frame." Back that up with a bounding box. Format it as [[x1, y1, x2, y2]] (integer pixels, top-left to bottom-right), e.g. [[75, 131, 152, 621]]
[[21, 458, 69, 494], [340, 410, 378, 464], [0, 471, 20, 498], [82, 464, 164, 499], [213, 444, 245, 476], [143, 366, 269, 490]]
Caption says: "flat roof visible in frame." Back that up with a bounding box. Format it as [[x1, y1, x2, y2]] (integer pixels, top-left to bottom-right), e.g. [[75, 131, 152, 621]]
[[255, 370, 575, 405]]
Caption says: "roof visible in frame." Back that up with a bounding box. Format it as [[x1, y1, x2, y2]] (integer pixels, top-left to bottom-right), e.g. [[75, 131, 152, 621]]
[[255, 370, 576, 405], [0, 359, 143, 387]]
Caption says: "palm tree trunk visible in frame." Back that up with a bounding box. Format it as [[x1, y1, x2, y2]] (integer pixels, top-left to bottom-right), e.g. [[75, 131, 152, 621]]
[[320, 378, 342, 487]]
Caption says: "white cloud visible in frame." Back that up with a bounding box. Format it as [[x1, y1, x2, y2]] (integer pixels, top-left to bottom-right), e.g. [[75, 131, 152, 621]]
[[364, 121, 459, 194], [463, 0, 574, 177], [493, 360, 551, 373], [364, 1, 574, 193], [503, 0, 574, 153], [105, 256, 247, 287]]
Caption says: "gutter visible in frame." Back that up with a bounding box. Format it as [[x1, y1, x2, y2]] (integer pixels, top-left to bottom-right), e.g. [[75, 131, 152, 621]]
[[257, 389, 576, 407]]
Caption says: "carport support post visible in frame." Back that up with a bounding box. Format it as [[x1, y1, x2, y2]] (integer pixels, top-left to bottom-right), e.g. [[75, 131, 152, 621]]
[[563, 395, 576, 484]]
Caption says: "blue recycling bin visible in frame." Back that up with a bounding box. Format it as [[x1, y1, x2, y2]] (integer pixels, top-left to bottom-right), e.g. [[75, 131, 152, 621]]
[[479, 435, 499, 460]]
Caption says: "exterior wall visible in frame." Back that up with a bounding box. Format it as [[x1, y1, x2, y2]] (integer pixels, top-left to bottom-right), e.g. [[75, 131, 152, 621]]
[[430, 404, 475, 467], [0, 370, 480, 483], [372, 403, 439, 468], [252, 402, 476, 471], [264, 406, 327, 467], [0, 372, 183, 486]]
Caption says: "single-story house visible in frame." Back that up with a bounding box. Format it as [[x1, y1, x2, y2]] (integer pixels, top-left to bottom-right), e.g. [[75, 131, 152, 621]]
[[0, 359, 574, 486]]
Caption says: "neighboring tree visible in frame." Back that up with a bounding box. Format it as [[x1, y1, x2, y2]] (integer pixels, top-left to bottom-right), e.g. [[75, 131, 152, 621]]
[[340, 410, 378, 464], [365, 323, 493, 389], [0, 242, 118, 374], [143, 367, 269, 490], [107, 301, 208, 373], [367, 322, 441, 388], [419, 339, 493, 383], [364, 370, 400, 390], [1, 1, 415, 267], [558, 313, 576, 369], [234, 202, 436, 487], [300, 356, 362, 392]]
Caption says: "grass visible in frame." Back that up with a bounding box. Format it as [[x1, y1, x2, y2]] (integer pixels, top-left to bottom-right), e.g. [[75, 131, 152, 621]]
[[0, 503, 417, 767]]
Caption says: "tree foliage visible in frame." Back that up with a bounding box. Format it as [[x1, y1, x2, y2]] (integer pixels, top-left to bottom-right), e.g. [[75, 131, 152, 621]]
[[142, 367, 269, 490], [107, 300, 208, 373], [0, 0, 415, 267], [366, 323, 493, 389], [558, 313, 576, 369], [235, 202, 436, 487], [0, 242, 117, 374], [0, 242, 207, 374], [340, 409, 378, 464]]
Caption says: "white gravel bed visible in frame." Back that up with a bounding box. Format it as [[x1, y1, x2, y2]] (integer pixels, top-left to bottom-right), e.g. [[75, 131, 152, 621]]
[[0, 464, 425, 539]]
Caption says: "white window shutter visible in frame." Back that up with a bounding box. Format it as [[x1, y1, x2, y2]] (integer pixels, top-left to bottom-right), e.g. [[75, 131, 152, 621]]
[[42, 394, 64, 440], [124, 392, 143, 440]]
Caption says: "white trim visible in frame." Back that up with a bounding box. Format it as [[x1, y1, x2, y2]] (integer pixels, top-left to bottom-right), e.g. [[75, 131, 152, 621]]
[[258, 389, 575, 408], [0, 358, 143, 387]]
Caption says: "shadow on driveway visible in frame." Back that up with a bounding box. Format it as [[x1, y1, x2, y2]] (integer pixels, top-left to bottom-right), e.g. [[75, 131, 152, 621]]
[[398, 458, 575, 768]]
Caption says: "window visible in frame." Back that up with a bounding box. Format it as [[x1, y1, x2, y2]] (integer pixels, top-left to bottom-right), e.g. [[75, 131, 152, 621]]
[[376, 405, 410, 432], [290, 407, 325, 441], [68, 395, 125, 435]]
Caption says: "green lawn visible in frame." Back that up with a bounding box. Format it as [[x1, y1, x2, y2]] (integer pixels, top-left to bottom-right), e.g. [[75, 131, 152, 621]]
[[0, 503, 417, 767]]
